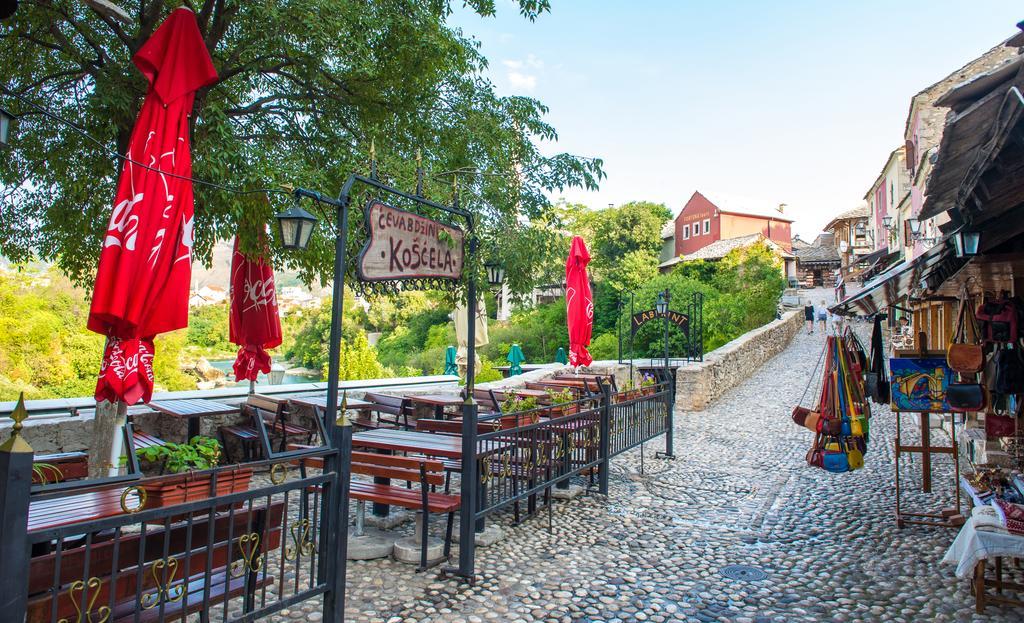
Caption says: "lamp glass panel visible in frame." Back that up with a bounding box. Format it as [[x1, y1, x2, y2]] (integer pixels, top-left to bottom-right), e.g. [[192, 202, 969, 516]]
[[297, 219, 315, 249], [964, 232, 980, 255], [279, 218, 300, 249]]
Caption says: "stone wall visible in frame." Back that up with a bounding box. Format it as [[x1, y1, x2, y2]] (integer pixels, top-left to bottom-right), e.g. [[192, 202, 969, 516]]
[[674, 310, 803, 411]]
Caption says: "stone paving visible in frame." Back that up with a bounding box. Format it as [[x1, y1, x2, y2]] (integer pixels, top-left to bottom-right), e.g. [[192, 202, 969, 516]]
[[272, 325, 1024, 622]]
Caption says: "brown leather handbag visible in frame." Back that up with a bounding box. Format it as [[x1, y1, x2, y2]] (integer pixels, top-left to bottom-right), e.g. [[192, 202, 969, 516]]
[[948, 293, 983, 373]]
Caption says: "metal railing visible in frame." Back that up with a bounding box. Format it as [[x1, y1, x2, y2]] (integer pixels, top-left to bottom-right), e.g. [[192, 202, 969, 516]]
[[2, 432, 346, 622]]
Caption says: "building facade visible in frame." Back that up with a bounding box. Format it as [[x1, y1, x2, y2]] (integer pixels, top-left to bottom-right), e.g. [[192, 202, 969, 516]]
[[669, 191, 793, 258], [824, 203, 872, 276]]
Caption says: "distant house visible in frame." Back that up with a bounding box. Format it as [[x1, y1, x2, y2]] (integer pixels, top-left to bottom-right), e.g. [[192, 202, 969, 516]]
[[794, 234, 841, 287], [659, 233, 796, 278], [664, 191, 793, 261], [189, 285, 227, 307], [824, 203, 872, 277]]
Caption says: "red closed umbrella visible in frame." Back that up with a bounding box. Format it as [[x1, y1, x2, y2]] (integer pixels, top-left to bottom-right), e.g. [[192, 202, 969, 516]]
[[229, 234, 282, 382], [565, 236, 594, 368], [88, 8, 217, 404]]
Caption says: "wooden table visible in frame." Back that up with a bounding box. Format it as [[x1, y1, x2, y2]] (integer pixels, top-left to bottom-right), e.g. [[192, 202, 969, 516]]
[[149, 399, 239, 440], [288, 395, 374, 413], [353, 429, 463, 459], [406, 394, 464, 420]]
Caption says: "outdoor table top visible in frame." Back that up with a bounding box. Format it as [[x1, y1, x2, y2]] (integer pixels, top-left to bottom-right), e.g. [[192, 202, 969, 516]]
[[149, 398, 238, 418], [352, 429, 464, 459], [288, 395, 374, 411], [28, 487, 143, 533], [406, 394, 464, 408]]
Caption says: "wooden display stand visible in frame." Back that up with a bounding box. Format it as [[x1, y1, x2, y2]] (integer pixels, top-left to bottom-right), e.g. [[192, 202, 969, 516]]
[[893, 333, 965, 529]]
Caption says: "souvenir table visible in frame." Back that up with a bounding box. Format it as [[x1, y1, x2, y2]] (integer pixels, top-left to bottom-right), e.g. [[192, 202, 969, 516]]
[[943, 509, 1024, 612]]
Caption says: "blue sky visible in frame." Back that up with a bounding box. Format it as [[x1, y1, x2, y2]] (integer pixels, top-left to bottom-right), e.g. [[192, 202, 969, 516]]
[[451, 1, 1022, 238]]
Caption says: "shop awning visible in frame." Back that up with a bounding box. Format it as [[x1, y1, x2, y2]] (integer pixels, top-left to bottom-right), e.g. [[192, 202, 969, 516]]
[[919, 58, 1024, 222], [831, 242, 954, 316]]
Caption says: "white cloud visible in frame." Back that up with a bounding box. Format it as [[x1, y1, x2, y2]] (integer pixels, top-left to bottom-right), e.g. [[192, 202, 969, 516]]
[[507, 71, 537, 91], [501, 56, 543, 92]]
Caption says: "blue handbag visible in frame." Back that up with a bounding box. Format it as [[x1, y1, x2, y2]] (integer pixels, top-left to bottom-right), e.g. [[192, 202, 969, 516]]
[[823, 449, 849, 473]]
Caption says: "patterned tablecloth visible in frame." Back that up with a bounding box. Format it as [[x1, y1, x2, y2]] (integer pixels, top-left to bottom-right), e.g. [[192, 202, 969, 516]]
[[943, 507, 1024, 578]]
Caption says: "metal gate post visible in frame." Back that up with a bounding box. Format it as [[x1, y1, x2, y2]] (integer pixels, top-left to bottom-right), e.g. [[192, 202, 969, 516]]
[[0, 396, 33, 620], [598, 382, 611, 494]]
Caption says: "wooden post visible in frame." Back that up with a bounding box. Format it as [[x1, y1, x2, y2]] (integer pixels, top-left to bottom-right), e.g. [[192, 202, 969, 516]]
[[920, 411, 932, 493]]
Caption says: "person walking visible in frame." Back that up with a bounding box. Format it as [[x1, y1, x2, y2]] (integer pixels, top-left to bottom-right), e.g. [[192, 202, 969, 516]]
[[817, 300, 829, 333], [804, 300, 815, 334]]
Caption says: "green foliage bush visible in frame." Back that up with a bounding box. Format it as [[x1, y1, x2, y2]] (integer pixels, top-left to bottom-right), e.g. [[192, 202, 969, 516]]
[[186, 303, 233, 356]]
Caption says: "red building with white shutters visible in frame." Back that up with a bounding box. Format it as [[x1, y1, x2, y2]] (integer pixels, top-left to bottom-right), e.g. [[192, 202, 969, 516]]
[[671, 191, 793, 257]]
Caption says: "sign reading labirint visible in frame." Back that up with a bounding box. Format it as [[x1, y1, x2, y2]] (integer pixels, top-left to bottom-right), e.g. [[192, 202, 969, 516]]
[[357, 200, 465, 282], [630, 309, 689, 335]]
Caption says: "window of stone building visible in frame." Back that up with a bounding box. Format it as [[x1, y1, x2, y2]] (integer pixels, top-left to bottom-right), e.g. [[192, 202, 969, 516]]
[[683, 224, 690, 239], [703, 218, 710, 234]]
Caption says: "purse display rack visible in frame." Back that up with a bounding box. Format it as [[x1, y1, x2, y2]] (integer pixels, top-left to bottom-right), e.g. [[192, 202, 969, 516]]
[[792, 329, 871, 474]]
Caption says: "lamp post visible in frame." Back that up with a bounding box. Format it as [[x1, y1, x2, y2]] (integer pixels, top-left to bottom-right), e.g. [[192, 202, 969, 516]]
[[654, 289, 675, 459], [274, 187, 350, 620]]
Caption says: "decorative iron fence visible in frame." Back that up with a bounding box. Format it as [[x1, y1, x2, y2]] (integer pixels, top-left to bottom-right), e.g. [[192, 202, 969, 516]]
[[608, 383, 672, 457], [3, 446, 347, 623], [470, 380, 672, 528], [474, 395, 604, 520]]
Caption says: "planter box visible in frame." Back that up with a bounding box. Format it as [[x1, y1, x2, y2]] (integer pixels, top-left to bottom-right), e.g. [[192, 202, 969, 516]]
[[545, 404, 580, 418], [615, 390, 643, 403], [141, 468, 253, 511], [499, 412, 542, 429]]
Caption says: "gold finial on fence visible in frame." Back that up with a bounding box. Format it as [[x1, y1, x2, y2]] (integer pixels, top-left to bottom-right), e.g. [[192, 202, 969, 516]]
[[1, 392, 32, 453], [337, 390, 352, 427]]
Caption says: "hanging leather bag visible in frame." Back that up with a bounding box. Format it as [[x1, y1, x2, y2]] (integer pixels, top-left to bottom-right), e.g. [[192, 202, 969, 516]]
[[948, 294, 983, 373], [985, 410, 1017, 437], [946, 382, 987, 412], [977, 297, 1019, 344], [994, 348, 1024, 395]]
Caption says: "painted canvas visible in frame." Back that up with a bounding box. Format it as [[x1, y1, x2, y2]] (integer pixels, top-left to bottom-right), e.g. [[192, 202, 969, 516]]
[[889, 357, 951, 412]]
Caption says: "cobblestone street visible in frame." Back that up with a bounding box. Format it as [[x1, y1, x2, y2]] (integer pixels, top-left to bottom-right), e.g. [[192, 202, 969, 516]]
[[302, 326, 1024, 622]]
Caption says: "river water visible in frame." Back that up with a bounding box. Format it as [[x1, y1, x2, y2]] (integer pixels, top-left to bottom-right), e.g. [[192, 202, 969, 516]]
[[207, 359, 322, 386]]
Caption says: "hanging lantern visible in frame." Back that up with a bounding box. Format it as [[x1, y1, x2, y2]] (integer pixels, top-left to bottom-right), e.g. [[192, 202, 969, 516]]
[[953, 230, 981, 257], [275, 197, 318, 250], [484, 261, 506, 286], [0, 107, 15, 148]]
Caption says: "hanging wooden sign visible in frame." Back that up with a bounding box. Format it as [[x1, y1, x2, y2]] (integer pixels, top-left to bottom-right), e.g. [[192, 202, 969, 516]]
[[630, 309, 689, 335], [357, 199, 465, 282]]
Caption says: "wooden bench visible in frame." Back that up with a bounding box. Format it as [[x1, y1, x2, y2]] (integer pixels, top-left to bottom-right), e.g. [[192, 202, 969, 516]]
[[288, 447, 458, 569], [26, 500, 284, 623], [220, 394, 313, 461], [362, 392, 414, 429], [350, 451, 458, 570], [32, 452, 88, 484]]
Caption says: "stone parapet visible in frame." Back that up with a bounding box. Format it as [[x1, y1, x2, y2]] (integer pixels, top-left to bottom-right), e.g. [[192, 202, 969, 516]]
[[674, 310, 803, 411]]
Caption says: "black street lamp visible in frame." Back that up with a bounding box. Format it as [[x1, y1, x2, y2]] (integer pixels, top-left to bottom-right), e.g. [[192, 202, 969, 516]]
[[274, 197, 319, 250], [274, 186, 349, 618], [484, 261, 505, 287], [655, 288, 675, 460], [0, 107, 15, 149]]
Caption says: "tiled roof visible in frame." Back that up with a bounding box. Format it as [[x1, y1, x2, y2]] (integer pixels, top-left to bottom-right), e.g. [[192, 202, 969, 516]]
[[795, 233, 841, 264], [658, 234, 794, 268]]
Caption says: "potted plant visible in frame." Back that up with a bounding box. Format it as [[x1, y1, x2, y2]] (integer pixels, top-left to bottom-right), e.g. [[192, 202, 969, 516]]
[[136, 436, 252, 510], [499, 394, 540, 428], [545, 388, 578, 418], [640, 374, 657, 396], [617, 380, 642, 402]]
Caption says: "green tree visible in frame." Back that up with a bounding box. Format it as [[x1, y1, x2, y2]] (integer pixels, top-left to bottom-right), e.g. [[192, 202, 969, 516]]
[[186, 302, 233, 356], [1, 0, 602, 294]]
